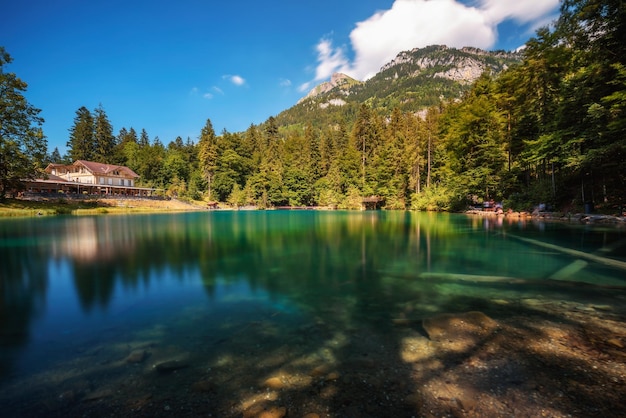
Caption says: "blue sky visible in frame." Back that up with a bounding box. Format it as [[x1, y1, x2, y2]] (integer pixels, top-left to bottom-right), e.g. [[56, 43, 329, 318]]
[[3, 0, 560, 155]]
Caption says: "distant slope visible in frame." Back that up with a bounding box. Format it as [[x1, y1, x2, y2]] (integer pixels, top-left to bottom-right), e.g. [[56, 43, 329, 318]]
[[275, 45, 520, 130]]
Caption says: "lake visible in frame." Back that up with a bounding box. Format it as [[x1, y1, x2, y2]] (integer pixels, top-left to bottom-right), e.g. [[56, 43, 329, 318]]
[[1, 211, 625, 417]]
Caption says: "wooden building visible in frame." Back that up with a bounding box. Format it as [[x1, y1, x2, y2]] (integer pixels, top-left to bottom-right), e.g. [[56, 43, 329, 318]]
[[22, 160, 157, 197], [361, 195, 385, 210]]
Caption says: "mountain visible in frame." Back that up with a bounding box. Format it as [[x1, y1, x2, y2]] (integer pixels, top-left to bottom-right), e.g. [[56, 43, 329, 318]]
[[275, 45, 521, 129], [298, 73, 361, 104]]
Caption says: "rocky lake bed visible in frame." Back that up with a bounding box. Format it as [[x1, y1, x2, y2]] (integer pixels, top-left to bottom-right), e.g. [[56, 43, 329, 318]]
[[2, 292, 626, 418]]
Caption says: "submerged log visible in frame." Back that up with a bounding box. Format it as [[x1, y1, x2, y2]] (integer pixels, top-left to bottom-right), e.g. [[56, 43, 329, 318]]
[[507, 234, 626, 271], [385, 271, 626, 290], [549, 259, 588, 280]]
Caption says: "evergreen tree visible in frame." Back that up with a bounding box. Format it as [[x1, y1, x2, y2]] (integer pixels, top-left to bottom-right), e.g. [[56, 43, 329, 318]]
[[49, 147, 63, 164], [198, 119, 218, 200], [350, 104, 379, 193], [93, 104, 116, 163], [139, 129, 150, 147], [442, 74, 507, 205], [67, 106, 95, 161]]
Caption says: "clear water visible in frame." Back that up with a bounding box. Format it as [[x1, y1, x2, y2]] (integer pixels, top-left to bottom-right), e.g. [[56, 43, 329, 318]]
[[1, 211, 625, 415]]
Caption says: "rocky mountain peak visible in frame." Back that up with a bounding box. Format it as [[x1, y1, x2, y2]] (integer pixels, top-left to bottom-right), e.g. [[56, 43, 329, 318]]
[[378, 45, 519, 85], [299, 73, 360, 103]]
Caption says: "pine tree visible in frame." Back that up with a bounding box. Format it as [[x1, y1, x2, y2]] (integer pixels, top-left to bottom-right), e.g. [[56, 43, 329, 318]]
[[198, 119, 218, 200], [67, 106, 95, 161], [49, 147, 63, 164], [93, 104, 116, 163]]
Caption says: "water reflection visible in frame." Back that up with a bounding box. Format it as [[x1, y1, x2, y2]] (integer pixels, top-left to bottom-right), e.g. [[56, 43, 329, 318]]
[[0, 212, 625, 415]]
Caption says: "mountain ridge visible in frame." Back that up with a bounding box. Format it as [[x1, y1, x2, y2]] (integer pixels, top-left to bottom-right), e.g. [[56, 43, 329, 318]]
[[282, 45, 521, 128]]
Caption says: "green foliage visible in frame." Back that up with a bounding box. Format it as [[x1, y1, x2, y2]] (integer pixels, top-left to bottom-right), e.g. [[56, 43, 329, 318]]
[[411, 185, 453, 212], [0, 47, 46, 199]]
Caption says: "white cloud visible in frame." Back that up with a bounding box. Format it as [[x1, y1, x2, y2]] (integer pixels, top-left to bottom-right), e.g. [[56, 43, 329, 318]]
[[279, 78, 292, 87], [224, 74, 246, 86], [314, 38, 350, 81], [308, 0, 560, 83], [478, 0, 560, 24], [203, 92, 213, 99], [212, 86, 224, 95]]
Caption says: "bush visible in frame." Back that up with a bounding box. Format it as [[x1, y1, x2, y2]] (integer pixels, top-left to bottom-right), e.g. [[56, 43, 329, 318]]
[[411, 185, 454, 211]]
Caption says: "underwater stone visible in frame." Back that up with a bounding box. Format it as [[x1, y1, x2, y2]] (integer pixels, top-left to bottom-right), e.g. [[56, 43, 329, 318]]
[[263, 376, 285, 390], [126, 349, 148, 363], [422, 311, 497, 341], [154, 359, 189, 373]]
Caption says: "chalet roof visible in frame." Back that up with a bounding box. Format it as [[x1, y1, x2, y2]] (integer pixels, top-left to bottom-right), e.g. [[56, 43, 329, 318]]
[[74, 160, 139, 178]]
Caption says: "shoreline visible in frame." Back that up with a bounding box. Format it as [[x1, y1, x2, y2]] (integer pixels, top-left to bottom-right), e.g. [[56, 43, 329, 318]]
[[2, 197, 625, 226], [0, 196, 206, 217]]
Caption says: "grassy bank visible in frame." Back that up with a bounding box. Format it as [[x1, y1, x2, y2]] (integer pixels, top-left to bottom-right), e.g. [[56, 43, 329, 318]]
[[0, 198, 205, 217]]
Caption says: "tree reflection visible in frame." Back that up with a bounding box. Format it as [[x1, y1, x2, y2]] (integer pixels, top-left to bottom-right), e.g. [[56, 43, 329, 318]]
[[2, 212, 626, 416], [0, 220, 48, 377]]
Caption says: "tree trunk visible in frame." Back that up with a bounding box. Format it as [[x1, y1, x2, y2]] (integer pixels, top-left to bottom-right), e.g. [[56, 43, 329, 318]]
[[427, 131, 431, 189]]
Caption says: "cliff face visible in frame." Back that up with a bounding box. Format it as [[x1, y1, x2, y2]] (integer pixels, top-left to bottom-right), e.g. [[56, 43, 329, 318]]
[[378, 45, 519, 85]]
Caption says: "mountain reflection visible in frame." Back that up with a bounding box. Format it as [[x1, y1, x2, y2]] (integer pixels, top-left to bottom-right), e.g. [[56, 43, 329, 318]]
[[0, 220, 48, 376]]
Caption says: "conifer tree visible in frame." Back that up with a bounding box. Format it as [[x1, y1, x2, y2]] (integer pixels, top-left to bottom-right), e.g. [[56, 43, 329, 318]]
[[198, 119, 218, 200], [67, 106, 95, 161], [93, 104, 116, 163]]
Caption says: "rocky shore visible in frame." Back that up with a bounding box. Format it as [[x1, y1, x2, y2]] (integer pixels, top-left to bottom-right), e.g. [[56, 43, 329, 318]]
[[466, 209, 626, 225]]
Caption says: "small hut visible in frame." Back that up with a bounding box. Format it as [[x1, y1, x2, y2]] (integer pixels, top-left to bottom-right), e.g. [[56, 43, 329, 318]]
[[361, 195, 385, 210]]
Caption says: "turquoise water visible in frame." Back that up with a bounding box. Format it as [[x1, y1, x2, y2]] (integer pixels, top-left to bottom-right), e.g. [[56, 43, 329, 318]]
[[1, 211, 625, 416]]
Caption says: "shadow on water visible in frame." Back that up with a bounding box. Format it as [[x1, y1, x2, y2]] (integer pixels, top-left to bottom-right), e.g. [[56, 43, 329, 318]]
[[1, 211, 626, 417]]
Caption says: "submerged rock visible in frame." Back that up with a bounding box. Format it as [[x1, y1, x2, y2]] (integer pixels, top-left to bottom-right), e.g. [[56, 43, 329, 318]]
[[153, 359, 189, 373], [243, 405, 287, 418], [191, 379, 216, 393], [82, 388, 113, 402], [126, 349, 148, 364], [263, 376, 285, 390], [422, 311, 497, 341]]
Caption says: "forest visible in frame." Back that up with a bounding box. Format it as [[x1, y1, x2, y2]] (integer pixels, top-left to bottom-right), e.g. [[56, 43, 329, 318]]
[[3, 0, 625, 212]]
